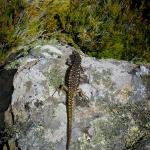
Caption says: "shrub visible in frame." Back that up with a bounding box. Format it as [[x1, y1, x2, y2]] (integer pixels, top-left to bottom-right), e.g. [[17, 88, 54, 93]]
[[0, 0, 149, 64]]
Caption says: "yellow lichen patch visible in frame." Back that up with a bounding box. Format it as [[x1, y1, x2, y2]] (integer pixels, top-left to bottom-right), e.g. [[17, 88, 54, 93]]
[[115, 84, 132, 103], [124, 126, 145, 148]]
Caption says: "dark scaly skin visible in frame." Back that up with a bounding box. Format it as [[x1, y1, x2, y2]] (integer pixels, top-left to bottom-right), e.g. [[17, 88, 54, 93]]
[[65, 51, 81, 150]]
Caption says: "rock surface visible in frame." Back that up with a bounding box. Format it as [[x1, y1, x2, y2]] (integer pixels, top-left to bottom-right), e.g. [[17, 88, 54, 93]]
[[9, 44, 150, 150]]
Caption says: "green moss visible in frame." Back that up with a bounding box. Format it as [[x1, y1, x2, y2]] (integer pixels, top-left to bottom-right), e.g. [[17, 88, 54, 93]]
[[91, 118, 119, 149], [4, 60, 19, 70], [35, 125, 45, 137], [91, 69, 113, 89], [47, 64, 64, 88]]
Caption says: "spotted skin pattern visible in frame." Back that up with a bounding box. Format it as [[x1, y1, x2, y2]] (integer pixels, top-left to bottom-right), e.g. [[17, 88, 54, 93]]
[[65, 51, 81, 150]]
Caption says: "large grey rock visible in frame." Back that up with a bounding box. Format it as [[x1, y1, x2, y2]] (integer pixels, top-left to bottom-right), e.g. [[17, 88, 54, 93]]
[[10, 44, 150, 150]]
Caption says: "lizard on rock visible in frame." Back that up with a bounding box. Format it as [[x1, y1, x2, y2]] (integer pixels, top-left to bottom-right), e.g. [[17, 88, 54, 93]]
[[65, 50, 82, 150], [53, 50, 85, 150]]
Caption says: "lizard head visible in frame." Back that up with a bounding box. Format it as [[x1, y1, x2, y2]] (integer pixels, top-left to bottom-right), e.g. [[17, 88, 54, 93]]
[[70, 50, 81, 65]]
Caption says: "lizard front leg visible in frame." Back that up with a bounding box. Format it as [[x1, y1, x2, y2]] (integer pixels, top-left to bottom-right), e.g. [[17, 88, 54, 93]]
[[52, 85, 68, 96]]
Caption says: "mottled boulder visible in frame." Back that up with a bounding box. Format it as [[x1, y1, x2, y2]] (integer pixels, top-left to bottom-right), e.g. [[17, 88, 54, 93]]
[[10, 44, 150, 150]]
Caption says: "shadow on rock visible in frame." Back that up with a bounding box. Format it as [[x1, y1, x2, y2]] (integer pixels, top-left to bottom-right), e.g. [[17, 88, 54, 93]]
[[0, 68, 17, 148]]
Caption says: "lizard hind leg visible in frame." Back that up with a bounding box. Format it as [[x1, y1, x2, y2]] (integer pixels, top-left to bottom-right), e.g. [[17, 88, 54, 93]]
[[75, 88, 90, 107], [76, 88, 89, 100]]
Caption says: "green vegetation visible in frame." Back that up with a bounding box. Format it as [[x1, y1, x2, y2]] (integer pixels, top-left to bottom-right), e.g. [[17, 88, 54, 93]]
[[66, 0, 149, 62], [0, 0, 149, 64]]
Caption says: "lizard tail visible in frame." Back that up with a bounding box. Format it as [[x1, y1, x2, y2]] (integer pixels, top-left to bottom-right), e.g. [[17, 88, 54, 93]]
[[66, 93, 74, 150], [66, 117, 72, 150]]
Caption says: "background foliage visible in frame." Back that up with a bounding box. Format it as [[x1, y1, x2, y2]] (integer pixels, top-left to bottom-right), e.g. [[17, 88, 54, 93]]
[[0, 0, 149, 64]]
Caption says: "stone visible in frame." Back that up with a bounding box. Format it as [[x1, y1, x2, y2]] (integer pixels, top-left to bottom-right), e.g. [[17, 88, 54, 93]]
[[9, 44, 150, 150]]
